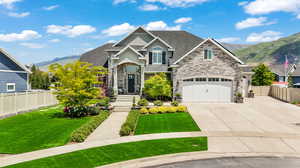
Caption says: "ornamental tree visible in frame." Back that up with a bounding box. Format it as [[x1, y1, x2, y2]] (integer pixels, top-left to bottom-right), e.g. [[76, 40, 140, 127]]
[[144, 73, 172, 100], [49, 61, 107, 109], [251, 64, 275, 86]]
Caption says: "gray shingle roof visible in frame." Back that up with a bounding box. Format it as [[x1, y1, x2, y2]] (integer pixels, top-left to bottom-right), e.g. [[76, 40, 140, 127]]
[[80, 43, 113, 67], [149, 31, 204, 64], [80, 30, 204, 66]]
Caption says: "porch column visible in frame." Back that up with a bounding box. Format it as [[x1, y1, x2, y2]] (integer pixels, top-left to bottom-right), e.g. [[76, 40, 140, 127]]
[[140, 65, 145, 95], [113, 66, 118, 96]]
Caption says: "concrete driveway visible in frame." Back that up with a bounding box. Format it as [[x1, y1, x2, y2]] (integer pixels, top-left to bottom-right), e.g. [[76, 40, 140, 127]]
[[185, 96, 300, 134]]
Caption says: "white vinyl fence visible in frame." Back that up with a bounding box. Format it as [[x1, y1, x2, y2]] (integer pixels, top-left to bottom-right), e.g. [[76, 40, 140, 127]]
[[0, 91, 58, 117]]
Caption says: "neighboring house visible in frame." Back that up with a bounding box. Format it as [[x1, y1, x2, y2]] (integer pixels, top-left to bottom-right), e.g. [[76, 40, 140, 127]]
[[0, 48, 31, 93], [270, 64, 300, 86], [81, 27, 251, 103]]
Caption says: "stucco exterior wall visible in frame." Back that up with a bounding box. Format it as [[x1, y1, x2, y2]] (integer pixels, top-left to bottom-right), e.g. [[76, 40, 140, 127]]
[[172, 40, 243, 101]]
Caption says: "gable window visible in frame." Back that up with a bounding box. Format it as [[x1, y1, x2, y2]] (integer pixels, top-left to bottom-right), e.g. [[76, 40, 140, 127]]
[[204, 48, 213, 60], [7, 83, 15, 92]]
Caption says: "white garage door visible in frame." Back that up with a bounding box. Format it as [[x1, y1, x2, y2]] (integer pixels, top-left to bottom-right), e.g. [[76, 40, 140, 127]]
[[182, 77, 232, 103]]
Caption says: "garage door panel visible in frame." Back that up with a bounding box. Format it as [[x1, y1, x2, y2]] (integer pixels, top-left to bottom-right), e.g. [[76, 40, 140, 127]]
[[182, 80, 232, 103]]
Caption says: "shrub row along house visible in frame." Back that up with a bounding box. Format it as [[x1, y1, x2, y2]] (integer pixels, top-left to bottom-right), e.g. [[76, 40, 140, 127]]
[[81, 27, 252, 103], [0, 48, 31, 93]]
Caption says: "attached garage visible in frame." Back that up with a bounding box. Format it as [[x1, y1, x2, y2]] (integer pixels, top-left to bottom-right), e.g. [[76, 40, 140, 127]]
[[182, 77, 233, 103]]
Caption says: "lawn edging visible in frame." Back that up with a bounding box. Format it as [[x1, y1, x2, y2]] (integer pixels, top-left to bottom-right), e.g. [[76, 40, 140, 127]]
[[119, 110, 140, 136], [70, 110, 110, 142]]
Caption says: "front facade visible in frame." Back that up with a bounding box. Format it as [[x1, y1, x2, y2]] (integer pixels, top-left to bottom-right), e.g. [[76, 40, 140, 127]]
[[81, 27, 251, 102], [0, 49, 31, 93]]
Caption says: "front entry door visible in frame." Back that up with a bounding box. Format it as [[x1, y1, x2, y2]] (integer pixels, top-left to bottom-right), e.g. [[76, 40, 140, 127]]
[[128, 74, 135, 93]]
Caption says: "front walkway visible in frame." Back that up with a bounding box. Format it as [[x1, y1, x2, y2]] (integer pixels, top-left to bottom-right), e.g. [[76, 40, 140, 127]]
[[85, 112, 129, 142]]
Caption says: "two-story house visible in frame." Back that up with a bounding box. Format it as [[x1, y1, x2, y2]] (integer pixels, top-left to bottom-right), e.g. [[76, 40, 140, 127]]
[[81, 27, 251, 103], [0, 48, 31, 93]]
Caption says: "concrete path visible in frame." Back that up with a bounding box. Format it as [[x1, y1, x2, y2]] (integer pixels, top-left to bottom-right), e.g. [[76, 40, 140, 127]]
[[85, 112, 129, 142]]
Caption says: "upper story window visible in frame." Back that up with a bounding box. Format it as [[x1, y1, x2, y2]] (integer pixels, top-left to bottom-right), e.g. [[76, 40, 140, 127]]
[[204, 48, 213, 60], [152, 47, 163, 64], [7, 83, 15, 92], [149, 46, 166, 65]]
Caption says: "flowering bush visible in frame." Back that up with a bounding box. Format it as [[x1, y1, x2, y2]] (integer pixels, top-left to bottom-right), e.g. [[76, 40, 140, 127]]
[[140, 106, 188, 114]]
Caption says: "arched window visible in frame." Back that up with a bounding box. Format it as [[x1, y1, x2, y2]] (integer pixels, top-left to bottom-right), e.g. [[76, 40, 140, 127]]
[[151, 47, 163, 64]]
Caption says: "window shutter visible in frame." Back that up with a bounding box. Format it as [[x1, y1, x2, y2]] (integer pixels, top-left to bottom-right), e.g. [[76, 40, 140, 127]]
[[162, 51, 166, 64], [149, 52, 152, 64], [204, 50, 208, 59]]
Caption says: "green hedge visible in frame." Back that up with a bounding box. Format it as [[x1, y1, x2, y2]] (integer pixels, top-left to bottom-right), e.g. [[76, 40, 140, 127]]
[[120, 110, 140, 136], [70, 110, 110, 142]]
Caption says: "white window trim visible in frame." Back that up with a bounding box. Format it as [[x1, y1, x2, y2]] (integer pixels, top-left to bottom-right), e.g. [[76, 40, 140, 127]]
[[151, 46, 163, 64], [204, 48, 214, 60], [7, 83, 16, 92]]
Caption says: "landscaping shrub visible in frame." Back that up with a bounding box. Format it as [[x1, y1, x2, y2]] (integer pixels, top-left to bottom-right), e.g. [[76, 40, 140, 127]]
[[141, 106, 188, 114], [64, 106, 101, 118], [177, 105, 188, 112], [70, 110, 110, 142], [120, 110, 140, 136], [96, 97, 110, 108], [140, 108, 148, 114], [171, 101, 179, 106], [144, 73, 172, 100], [138, 99, 149, 107], [153, 100, 163, 106]]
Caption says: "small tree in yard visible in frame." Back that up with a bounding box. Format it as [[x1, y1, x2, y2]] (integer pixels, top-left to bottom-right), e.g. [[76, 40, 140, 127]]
[[144, 73, 172, 100], [252, 64, 275, 86], [288, 74, 294, 88], [49, 61, 107, 117]]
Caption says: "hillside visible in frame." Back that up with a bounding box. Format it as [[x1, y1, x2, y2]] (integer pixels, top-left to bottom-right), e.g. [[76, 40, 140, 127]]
[[234, 33, 300, 64], [35, 55, 80, 71], [221, 43, 251, 52]]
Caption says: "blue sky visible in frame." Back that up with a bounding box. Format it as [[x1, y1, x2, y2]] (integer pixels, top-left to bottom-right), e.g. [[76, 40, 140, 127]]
[[0, 0, 300, 64]]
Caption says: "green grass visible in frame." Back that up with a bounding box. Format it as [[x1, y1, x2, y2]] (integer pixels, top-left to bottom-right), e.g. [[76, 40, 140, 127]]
[[0, 106, 93, 154], [4, 137, 208, 168], [135, 113, 200, 135]]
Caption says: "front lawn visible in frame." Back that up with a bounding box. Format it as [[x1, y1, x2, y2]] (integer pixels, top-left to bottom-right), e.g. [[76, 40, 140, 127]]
[[0, 106, 94, 154], [5, 137, 208, 168], [135, 112, 200, 135]]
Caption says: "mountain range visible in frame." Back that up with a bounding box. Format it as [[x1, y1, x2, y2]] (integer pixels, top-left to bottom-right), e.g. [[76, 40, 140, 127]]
[[234, 32, 300, 65], [35, 55, 80, 71]]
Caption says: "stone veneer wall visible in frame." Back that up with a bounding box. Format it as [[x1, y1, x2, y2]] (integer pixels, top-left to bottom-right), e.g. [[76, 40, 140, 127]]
[[172, 40, 244, 102]]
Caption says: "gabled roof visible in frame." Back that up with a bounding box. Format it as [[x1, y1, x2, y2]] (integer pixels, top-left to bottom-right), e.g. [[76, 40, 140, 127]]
[[113, 45, 145, 59], [80, 43, 114, 67], [173, 38, 244, 65], [113, 27, 156, 47], [143, 36, 173, 49], [0, 48, 31, 73]]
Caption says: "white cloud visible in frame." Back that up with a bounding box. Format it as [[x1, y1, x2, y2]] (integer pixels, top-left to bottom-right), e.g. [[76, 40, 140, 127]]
[[238, 1, 248, 6], [20, 42, 46, 49], [7, 12, 30, 18], [0, 30, 41, 42], [246, 31, 282, 43], [174, 17, 192, 24], [297, 14, 300, 19], [244, 0, 300, 18], [43, 5, 59, 11], [49, 39, 60, 43], [0, 0, 22, 9], [102, 23, 136, 37], [145, 0, 209, 7], [107, 40, 117, 43], [46, 25, 96, 37], [216, 37, 241, 43], [146, 21, 181, 30], [235, 17, 276, 30], [139, 4, 161, 11]]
